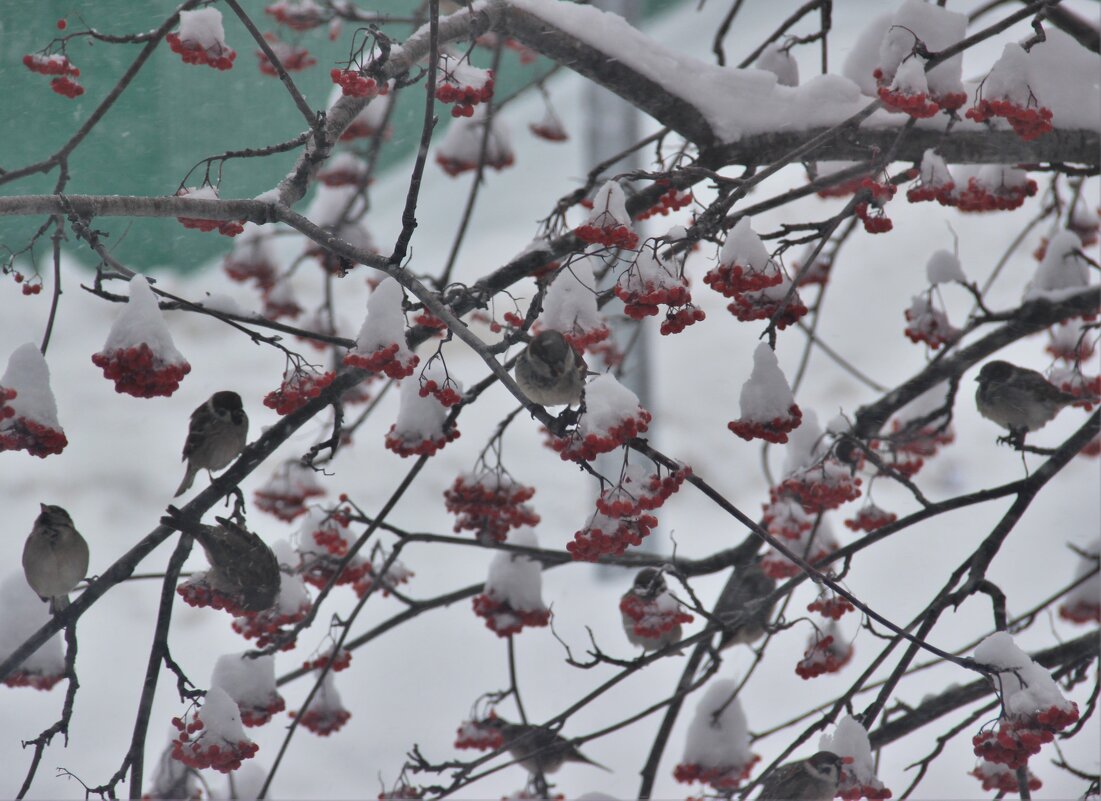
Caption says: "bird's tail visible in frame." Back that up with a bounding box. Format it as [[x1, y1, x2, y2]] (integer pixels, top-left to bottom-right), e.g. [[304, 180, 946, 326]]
[[49, 594, 70, 615], [174, 463, 198, 497], [574, 750, 612, 772]]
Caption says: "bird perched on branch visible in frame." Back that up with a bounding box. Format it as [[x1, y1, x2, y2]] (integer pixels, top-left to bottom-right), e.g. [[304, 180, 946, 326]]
[[756, 751, 845, 801], [513, 330, 586, 407], [194, 517, 280, 612], [484, 717, 609, 775], [175, 390, 249, 497], [22, 504, 89, 614], [715, 560, 777, 649], [975, 360, 1082, 443]]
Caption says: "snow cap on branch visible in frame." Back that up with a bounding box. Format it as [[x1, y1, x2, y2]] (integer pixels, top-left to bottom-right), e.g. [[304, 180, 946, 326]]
[[729, 343, 802, 443], [472, 527, 551, 636], [755, 42, 799, 87], [344, 277, 419, 378], [876, 0, 966, 102], [975, 632, 1077, 720], [537, 255, 610, 350]]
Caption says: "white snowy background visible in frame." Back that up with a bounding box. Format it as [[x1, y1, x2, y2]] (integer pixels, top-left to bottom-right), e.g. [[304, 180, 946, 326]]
[[1, 0, 1098, 799]]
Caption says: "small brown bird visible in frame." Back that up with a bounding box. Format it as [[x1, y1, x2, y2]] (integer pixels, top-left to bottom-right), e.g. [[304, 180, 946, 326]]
[[715, 560, 777, 649], [23, 504, 89, 614], [194, 517, 280, 612], [485, 717, 609, 775], [621, 567, 684, 651], [975, 360, 1079, 439], [513, 330, 585, 407], [175, 391, 249, 497], [756, 751, 845, 801]]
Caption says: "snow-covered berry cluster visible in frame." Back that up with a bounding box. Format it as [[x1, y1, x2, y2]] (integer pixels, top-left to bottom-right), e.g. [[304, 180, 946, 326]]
[[302, 647, 352, 674], [854, 177, 897, 233], [674, 680, 758, 791], [330, 67, 382, 98], [170, 689, 259, 773], [256, 33, 316, 75], [264, 366, 335, 415], [567, 509, 657, 561], [266, 0, 326, 30], [729, 343, 802, 444], [529, 108, 568, 142], [844, 503, 897, 533], [550, 374, 651, 461], [211, 653, 285, 728], [443, 471, 539, 543], [435, 56, 494, 117], [254, 460, 325, 522], [230, 551, 310, 651], [820, 716, 893, 800], [906, 150, 955, 205], [877, 57, 940, 118], [954, 166, 1037, 213], [725, 274, 809, 329], [0, 344, 67, 458], [575, 181, 640, 249], [967, 98, 1053, 141], [795, 627, 852, 679], [1048, 366, 1100, 410], [471, 528, 551, 635], [316, 151, 369, 188], [435, 107, 515, 176], [615, 247, 701, 335], [762, 496, 814, 540], [903, 294, 958, 349], [223, 224, 278, 289], [535, 256, 611, 351], [176, 185, 244, 237], [969, 759, 1041, 794], [23, 52, 85, 97], [704, 218, 782, 297], [290, 673, 351, 736], [965, 43, 1053, 141], [352, 552, 413, 599], [1046, 320, 1095, 364], [1058, 539, 1099, 624], [775, 460, 862, 514], [760, 516, 839, 579], [596, 463, 691, 518], [454, 717, 504, 750], [167, 8, 236, 70], [807, 590, 855, 620], [385, 363, 460, 458]]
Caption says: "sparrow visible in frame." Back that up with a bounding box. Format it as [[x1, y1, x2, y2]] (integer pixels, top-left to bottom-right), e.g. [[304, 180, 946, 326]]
[[715, 560, 777, 649], [756, 751, 845, 801], [513, 330, 585, 407], [621, 567, 683, 651], [194, 517, 280, 612], [175, 391, 249, 497], [484, 717, 610, 775], [23, 504, 89, 614], [975, 360, 1079, 439]]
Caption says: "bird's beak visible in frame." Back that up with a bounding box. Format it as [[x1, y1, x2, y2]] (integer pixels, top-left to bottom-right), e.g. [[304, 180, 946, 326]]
[[40, 502, 48, 513]]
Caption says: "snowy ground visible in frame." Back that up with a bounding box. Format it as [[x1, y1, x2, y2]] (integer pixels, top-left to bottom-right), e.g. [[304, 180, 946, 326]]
[[1, 0, 1098, 799]]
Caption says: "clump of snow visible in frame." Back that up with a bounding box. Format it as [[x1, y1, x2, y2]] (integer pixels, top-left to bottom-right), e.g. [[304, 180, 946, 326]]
[[820, 715, 891, 799], [982, 43, 1032, 107], [537, 254, 609, 348], [1, 343, 62, 429], [842, 14, 893, 95], [1060, 538, 1100, 624], [306, 185, 365, 229], [351, 278, 413, 358], [755, 43, 798, 87], [975, 632, 1076, 717], [178, 7, 227, 49], [103, 276, 187, 361], [211, 652, 279, 711], [890, 57, 928, 95], [0, 571, 65, 685], [738, 344, 796, 422], [677, 678, 755, 784], [589, 180, 631, 229], [925, 250, 965, 285], [1024, 231, 1092, 302], [1025, 28, 1101, 131], [782, 410, 828, 475], [436, 106, 514, 176], [483, 527, 546, 613], [580, 374, 645, 438], [385, 361, 460, 457], [877, 0, 966, 99]]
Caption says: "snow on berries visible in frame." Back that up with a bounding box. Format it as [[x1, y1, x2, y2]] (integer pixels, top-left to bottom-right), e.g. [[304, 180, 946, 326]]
[[575, 180, 639, 249], [254, 460, 325, 522], [906, 149, 955, 205], [317, 151, 369, 188], [435, 107, 514, 176], [302, 646, 352, 674], [1047, 365, 1100, 409], [615, 245, 702, 334], [435, 53, 494, 117], [170, 687, 259, 773], [211, 652, 285, 727], [455, 716, 504, 751], [728, 343, 802, 444], [290, 672, 351, 736], [551, 373, 651, 462], [874, 0, 967, 112], [343, 277, 420, 378], [596, 461, 690, 518], [0, 573, 65, 690], [761, 515, 839, 579], [256, 33, 316, 75], [878, 57, 940, 118], [795, 622, 852, 678], [953, 165, 1037, 213], [925, 249, 966, 285], [266, 0, 326, 31], [536, 255, 610, 351], [620, 577, 693, 651], [263, 279, 303, 320], [167, 8, 236, 70], [761, 496, 814, 541], [471, 528, 552, 637], [91, 275, 191, 398], [972, 632, 1080, 768], [903, 293, 958, 350], [176, 184, 244, 237], [443, 470, 539, 544], [726, 271, 809, 329], [223, 223, 279, 290], [23, 52, 85, 97], [568, 508, 658, 562], [673, 679, 758, 791], [772, 412, 861, 515], [0, 343, 68, 458], [1059, 538, 1099, 624], [529, 107, 568, 142], [295, 507, 369, 587], [1024, 231, 1092, 304], [969, 759, 1041, 794], [263, 364, 335, 415], [819, 716, 893, 800], [966, 44, 1053, 141], [384, 362, 460, 458], [352, 548, 413, 599], [705, 218, 782, 297], [844, 503, 897, 533], [1046, 320, 1095, 364]]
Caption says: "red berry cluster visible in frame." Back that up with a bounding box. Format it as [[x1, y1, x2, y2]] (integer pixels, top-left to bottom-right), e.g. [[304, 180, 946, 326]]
[[2, 667, 64, 691], [904, 299, 957, 349], [0, 416, 68, 458], [762, 498, 813, 540], [637, 187, 693, 220], [177, 215, 244, 237], [302, 648, 352, 674], [955, 175, 1038, 213], [1050, 369, 1101, 410], [966, 99, 1053, 141], [238, 694, 287, 727], [264, 369, 336, 415], [877, 85, 940, 118], [673, 756, 759, 791], [224, 255, 277, 290], [299, 552, 371, 591], [417, 378, 461, 406], [317, 162, 367, 188], [330, 67, 381, 98], [566, 512, 658, 561], [309, 511, 353, 556], [166, 33, 236, 70], [844, 504, 897, 533], [171, 718, 259, 773], [816, 175, 868, 198], [726, 289, 809, 330], [471, 593, 551, 637], [837, 778, 893, 801], [807, 592, 855, 620], [344, 343, 419, 380], [290, 706, 351, 736], [529, 118, 568, 142], [906, 181, 956, 205], [704, 260, 782, 297], [557, 323, 610, 353], [795, 634, 853, 679], [436, 149, 515, 177], [257, 37, 315, 75], [616, 280, 692, 321], [1046, 329, 1095, 364], [23, 53, 86, 98], [263, 288, 303, 321], [254, 484, 323, 522], [177, 575, 256, 617], [761, 540, 835, 579], [384, 423, 460, 458], [91, 344, 191, 398], [619, 592, 693, 638], [443, 474, 539, 543], [972, 707, 1079, 770], [231, 600, 311, 651], [454, 718, 504, 750], [776, 462, 862, 514], [969, 762, 1041, 794], [266, 1, 326, 31], [12, 271, 44, 295], [1059, 597, 1100, 624], [660, 306, 707, 335], [435, 70, 494, 117], [551, 408, 652, 462], [575, 220, 640, 250], [597, 467, 691, 518], [728, 404, 803, 444], [352, 557, 413, 599], [0, 386, 16, 421], [501, 36, 538, 64]]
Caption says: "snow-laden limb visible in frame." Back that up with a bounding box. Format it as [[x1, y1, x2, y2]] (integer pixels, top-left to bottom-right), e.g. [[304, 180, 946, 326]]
[[0, 573, 64, 690], [536, 254, 610, 350], [211, 652, 285, 727], [820, 716, 892, 800], [170, 686, 259, 773], [328, 82, 393, 141], [728, 343, 802, 444], [673, 679, 758, 791], [0, 343, 67, 458], [290, 672, 350, 736], [91, 275, 191, 398], [344, 277, 419, 379], [471, 527, 551, 636], [1059, 537, 1100, 624]]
